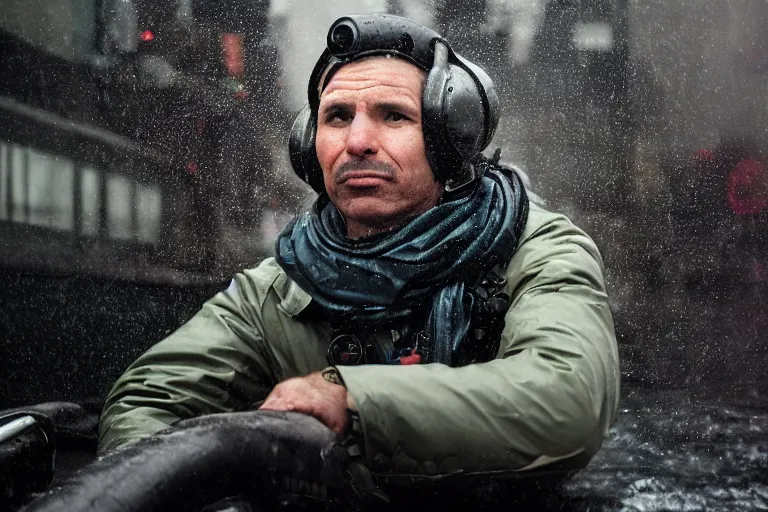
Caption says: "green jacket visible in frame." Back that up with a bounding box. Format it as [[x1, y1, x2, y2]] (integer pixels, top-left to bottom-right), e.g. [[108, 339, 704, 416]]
[[99, 201, 620, 482]]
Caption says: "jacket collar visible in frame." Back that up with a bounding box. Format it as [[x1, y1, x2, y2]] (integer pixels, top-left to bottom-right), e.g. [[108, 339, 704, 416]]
[[273, 271, 313, 317]]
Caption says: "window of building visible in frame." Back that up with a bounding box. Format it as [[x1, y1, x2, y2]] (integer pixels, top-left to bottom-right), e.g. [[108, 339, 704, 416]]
[[0, 143, 8, 221], [136, 182, 163, 243], [107, 173, 134, 240], [9, 144, 26, 223], [100, 0, 138, 54], [27, 148, 75, 231], [0, 0, 98, 62], [80, 166, 101, 236], [1, 145, 77, 231], [0, 140, 164, 245]]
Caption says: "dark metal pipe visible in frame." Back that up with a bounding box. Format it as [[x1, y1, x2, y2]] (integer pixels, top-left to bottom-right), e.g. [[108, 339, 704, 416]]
[[23, 411, 346, 512], [0, 411, 56, 507]]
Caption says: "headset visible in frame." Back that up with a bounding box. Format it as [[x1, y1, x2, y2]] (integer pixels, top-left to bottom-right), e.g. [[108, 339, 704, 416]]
[[288, 14, 500, 195]]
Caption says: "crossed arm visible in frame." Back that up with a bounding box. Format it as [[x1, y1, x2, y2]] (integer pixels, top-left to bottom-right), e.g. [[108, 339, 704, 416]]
[[99, 209, 620, 478]]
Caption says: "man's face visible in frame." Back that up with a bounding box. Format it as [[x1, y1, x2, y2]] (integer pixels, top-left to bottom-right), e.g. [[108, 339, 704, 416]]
[[315, 56, 444, 239]]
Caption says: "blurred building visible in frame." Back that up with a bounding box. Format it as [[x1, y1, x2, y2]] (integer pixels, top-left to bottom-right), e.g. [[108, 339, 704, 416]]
[[1, 0, 766, 402], [0, 0, 286, 405], [0, 0, 284, 284]]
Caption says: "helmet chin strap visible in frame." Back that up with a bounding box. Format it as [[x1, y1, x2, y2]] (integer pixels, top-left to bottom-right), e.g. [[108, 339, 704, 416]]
[[444, 162, 480, 194]]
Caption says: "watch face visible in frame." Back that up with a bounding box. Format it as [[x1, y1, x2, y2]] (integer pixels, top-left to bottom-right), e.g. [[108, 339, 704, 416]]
[[327, 334, 365, 366]]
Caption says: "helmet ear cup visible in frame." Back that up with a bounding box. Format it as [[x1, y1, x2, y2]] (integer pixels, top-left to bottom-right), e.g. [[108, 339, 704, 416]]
[[422, 43, 496, 189], [421, 48, 452, 183], [441, 65, 487, 162], [289, 104, 326, 195], [456, 56, 500, 149]]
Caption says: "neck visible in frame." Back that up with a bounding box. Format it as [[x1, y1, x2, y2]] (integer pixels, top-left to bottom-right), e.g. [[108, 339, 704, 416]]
[[343, 199, 445, 240], [342, 192, 445, 240], [345, 219, 399, 240]]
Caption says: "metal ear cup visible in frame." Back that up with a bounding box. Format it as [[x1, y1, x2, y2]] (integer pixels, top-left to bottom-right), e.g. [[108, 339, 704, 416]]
[[422, 41, 493, 192], [441, 64, 487, 191], [421, 40, 454, 183], [455, 56, 500, 149], [288, 104, 325, 195]]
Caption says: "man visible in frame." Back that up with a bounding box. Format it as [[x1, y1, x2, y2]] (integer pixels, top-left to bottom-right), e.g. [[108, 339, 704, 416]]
[[99, 13, 619, 496]]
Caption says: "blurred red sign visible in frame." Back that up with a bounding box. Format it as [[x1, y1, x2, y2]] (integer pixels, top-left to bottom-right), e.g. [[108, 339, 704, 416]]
[[221, 33, 245, 78], [727, 158, 768, 215]]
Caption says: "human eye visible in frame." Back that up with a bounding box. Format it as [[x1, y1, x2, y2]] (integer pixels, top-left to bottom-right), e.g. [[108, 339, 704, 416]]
[[385, 110, 410, 123], [322, 106, 352, 124]]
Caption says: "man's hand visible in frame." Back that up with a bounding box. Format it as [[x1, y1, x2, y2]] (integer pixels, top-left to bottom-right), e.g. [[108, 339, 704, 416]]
[[259, 371, 350, 434]]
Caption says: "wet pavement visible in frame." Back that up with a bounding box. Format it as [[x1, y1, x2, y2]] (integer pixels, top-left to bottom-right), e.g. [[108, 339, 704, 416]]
[[563, 385, 768, 511]]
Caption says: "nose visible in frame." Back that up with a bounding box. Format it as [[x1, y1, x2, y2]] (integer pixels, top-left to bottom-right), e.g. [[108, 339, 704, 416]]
[[345, 112, 379, 157]]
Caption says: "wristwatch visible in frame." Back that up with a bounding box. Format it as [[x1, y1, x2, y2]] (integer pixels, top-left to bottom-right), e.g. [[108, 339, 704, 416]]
[[321, 366, 344, 386]]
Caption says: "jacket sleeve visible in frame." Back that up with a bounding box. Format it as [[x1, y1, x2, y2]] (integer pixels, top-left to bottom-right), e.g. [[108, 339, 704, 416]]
[[98, 270, 279, 454], [336, 210, 621, 480]]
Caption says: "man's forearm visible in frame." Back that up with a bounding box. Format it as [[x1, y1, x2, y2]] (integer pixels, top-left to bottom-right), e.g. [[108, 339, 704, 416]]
[[336, 348, 618, 480], [99, 405, 182, 453], [97, 304, 276, 453]]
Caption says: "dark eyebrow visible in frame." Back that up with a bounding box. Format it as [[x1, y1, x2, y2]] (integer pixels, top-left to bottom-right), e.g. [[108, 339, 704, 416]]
[[376, 101, 419, 116], [319, 101, 352, 117], [318, 98, 420, 117]]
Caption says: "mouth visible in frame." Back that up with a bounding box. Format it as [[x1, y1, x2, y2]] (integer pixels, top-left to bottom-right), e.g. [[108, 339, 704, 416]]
[[336, 170, 394, 187], [334, 159, 397, 189]]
